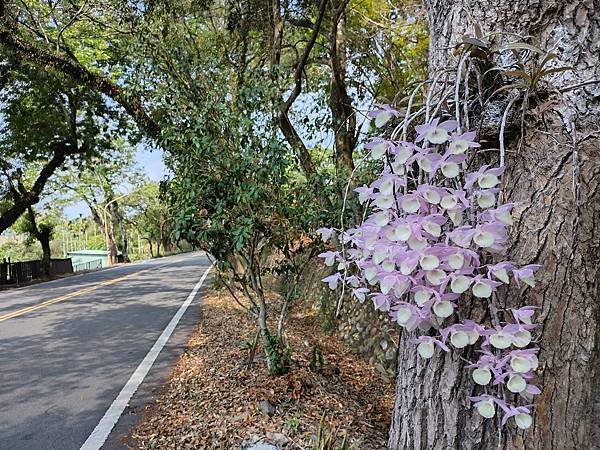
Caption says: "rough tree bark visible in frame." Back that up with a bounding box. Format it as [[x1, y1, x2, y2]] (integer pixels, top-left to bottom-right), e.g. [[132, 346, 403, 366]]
[[389, 1, 599, 449], [26, 206, 52, 276], [329, 0, 357, 175]]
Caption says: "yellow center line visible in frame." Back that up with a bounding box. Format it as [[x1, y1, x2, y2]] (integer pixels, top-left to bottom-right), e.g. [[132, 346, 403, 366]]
[[0, 259, 185, 323]]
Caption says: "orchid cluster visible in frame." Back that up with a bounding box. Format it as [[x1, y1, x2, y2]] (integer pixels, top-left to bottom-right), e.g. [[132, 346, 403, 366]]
[[318, 105, 542, 430]]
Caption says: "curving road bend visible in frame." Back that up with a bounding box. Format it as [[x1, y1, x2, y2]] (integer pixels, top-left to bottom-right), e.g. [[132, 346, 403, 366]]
[[0, 252, 212, 450]]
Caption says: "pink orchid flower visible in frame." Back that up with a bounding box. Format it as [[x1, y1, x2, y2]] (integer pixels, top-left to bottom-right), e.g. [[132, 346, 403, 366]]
[[448, 131, 480, 154], [368, 104, 400, 128], [365, 137, 394, 159], [512, 264, 542, 288], [415, 118, 459, 144]]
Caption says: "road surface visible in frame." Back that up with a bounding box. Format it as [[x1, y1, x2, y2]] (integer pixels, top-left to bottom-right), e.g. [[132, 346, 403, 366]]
[[0, 252, 212, 450]]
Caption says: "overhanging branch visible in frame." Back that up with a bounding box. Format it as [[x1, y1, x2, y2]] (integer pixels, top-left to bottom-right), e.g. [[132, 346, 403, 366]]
[[0, 10, 161, 139]]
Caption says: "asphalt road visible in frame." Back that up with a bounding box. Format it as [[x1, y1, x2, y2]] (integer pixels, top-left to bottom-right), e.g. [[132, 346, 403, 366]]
[[0, 252, 212, 450]]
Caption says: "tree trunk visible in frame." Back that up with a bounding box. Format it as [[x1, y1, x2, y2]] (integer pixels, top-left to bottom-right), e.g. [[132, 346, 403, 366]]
[[26, 206, 52, 277], [40, 237, 51, 275], [113, 202, 130, 262], [329, 0, 356, 175], [389, 1, 600, 449]]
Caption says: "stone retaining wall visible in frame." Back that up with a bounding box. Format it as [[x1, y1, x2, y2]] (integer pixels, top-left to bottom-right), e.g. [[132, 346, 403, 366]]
[[337, 297, 399, 382], [306, 264, 399, 382]]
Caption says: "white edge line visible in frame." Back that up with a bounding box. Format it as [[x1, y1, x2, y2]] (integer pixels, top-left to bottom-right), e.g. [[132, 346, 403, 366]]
[[80, 263, 213, 450]]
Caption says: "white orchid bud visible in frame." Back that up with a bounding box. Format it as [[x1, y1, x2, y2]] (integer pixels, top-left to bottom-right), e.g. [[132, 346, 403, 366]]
[[468, 330, 479, 344], [530, 354, 539, 370], [449, 139, 468, 154], [476, 400, 495, 418], [440, 195, 458, 209], [394, 223, 412, 241], [451, 275, 471, 294], [374, 211, 389, 226], [473, 230, 495, 247], [417, 157, 432, 172], [448, 253, 464, 270], [426, 269, 446, 285], [492, 268, 510, 283], [450, 331, 469, 348], [440, 195, 458, 210], [382, 260, 396, 273], [407, 235, 427, 250], [515, 413, 533, 429], [401, 197, 421, 213], [414, 291, 430, 307], [417, 341, 435, 359], [478, 174, 500, 189], [510, 356, 532, 373], [507, 374, 527, 393], [513, 330, 532, 348], [420, 254, 440, 270], [441, 162, 460, 178], [365, 267, 377, 282], [386, 226, 397, 241], [433, 300, 454, 318], [426, 128, 448, 144], [477, 191, 496, 208], [394, 279, 411, 297], [380, 278, 393, 295], [521, 275, 536, 288], [423, 221, 442, 237], [396, 146, 412, 164], [489, 332, 512, 349], [400, 260, 414, 275], [375, 195, 394, 209], [448, 210, 463, 226], [496, 210, 513, 225], [424, 189, 441, 204], [379, 179, 394, 195], [375, 111, 392, 128], [391, 158, 406, 174], [472, 368, 492, 385], [373, 249, 387, 264], [371, 142, 387, 159], [472, 281, 492, 298], [396, 307, 412, 325]]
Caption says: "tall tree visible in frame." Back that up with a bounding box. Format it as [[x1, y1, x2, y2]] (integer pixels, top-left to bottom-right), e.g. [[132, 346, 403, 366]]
[[124, 181, 171, 258], [0, 60, 83, 233], [388, 1, 599, 449], [13, 206, 56, 275], [54, 143, 141, 265], [0, 51, 131, 234]]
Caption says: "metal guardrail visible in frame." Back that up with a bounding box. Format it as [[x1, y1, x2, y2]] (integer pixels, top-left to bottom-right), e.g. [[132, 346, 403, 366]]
[[72, 258, 103, 273], [0, 258, 74, 285]]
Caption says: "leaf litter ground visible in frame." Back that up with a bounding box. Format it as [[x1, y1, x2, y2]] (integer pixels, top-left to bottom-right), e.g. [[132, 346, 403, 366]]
[[128, 285, 393, 449]]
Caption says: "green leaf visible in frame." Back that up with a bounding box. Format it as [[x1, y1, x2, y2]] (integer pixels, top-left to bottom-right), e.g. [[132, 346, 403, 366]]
[[462, 37, 488, 49]]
